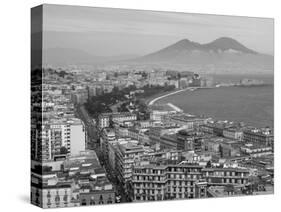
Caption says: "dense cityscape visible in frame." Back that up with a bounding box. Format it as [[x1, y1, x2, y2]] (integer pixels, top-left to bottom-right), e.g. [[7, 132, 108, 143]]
[[31, 67, 274, 208]]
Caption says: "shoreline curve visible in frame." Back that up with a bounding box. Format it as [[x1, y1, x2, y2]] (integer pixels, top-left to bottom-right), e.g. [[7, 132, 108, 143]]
[[148, 87, 199, 106]]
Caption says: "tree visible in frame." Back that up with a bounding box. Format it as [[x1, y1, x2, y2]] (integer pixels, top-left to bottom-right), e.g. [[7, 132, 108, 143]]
[[60, 146, 68, 154], [206, 160, 212, 168], [218, 145, 223, 158], [112, 86, 119, 94]]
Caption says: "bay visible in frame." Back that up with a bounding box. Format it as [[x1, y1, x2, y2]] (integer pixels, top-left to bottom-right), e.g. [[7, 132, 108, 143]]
[[158, 85, 274, 128]]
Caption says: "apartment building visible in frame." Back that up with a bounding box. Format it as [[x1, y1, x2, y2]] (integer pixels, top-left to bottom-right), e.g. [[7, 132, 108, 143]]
[[168, 114, 210, 129], [202, 168, 250, 186], [32, 118, 86, 161], [115, 142, 145, 196], [100, 128, 116, 164], [243, 128, 274, 148], [79, 178, 115, 206], [98, 112, 137, 129], [241, 143, 273, 158], [223, 127, 243, 141], [132, 164, 208, 201], [98, 114, 110, 129], [31, 181, 80, 208]]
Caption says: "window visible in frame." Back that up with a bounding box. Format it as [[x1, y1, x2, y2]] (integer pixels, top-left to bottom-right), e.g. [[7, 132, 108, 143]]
[[90, 196, 95, 205], [47, 191, 51, 199], [99, 195, 104, 204], [107, 195, 113, 204], [81, 199, 87, 206], [55, 191, 60, 205], [47, 197, 51, 206], [63, 191, 68, 203]]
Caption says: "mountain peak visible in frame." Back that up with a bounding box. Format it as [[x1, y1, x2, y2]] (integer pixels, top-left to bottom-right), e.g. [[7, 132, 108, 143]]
[[214, 36, 238, 42], [160, 37, 257, 54], [177, 38, 191, 44], [206, 37, 257, 54], [164, 38, 201, 51], [127, 36, 273, 75]]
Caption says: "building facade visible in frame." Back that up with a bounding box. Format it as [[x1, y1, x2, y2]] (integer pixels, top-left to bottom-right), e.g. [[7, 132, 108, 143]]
[[132, 164, 208, 201]]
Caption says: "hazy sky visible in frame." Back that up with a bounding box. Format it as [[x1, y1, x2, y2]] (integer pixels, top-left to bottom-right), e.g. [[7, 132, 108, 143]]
[[42, 4, 274, 56]]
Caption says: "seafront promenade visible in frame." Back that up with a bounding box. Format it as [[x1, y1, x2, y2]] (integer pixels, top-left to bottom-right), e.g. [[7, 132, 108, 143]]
[[148, 87, 197, 106]]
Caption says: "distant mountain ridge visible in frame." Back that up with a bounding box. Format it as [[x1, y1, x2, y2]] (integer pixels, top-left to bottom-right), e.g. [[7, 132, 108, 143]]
[[149, 37, 257, 55], [137, 37, 260, 61], [42, 48, 138, 66], [41, 36, 273, 75], [203, 37, 257, 54], [131, 37, 273, 74]]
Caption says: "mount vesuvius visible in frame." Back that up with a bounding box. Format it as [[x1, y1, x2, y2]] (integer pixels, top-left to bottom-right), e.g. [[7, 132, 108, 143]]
[[130, 37, 273, 74]]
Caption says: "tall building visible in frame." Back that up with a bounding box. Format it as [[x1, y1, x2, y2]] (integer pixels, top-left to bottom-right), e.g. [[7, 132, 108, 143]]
[[100, 128, 116, 164], [32, 118, 86, 161], [31, 123, 52, 162], [115, 142, 145, 197], [69, 118, 86, 156]]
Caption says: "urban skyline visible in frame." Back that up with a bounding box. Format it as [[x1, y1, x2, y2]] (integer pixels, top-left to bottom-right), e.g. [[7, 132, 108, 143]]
[[31, 4, 274, 209]]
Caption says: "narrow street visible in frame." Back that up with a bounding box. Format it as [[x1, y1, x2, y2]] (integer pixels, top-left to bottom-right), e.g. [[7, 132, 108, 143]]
[[75, 104, 128, 203], [76, 104, 98, 149]]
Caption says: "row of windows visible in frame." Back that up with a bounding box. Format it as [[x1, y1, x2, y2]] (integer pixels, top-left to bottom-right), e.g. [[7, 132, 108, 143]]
[[134, 181, 195, 187], [81, 195, 113, 205], [134, 174, 200, 181], [135, 193, 196, 200], [134, 176, 166, 181], [134, 168, 201, 174], [208, 178, 247, 184], [205, 171, 247, 177], [135, 187, 194, 194]]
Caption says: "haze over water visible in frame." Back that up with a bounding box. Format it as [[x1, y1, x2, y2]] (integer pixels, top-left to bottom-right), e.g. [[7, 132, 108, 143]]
[[158, 75, 273, 128]]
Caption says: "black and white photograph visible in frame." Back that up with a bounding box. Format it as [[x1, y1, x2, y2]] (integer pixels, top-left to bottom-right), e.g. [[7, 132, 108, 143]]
[[30, 4, 274, 208], [2, 1, 280, 212]]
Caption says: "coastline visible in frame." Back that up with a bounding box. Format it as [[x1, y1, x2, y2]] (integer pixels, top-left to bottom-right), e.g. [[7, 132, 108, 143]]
[[147, 84, 270, 106], [150, 85, 273, 128], [148, 88, 190, 106], [143, 89, 180, 105], [147, 86, 213, 106]]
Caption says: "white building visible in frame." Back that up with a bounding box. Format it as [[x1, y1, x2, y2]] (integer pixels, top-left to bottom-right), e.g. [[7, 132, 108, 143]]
[[69, 118, 86, 156], [223, 128, 243, 141], [37, 118, 86, 161]]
